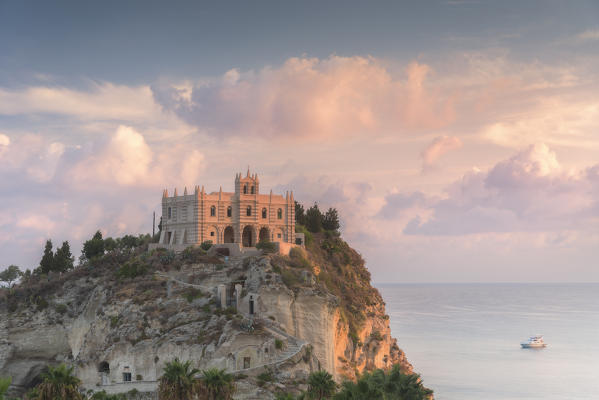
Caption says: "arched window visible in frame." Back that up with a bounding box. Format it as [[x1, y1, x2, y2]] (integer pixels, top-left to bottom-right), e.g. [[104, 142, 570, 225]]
[[168, 207, 172, 219], [277, 208, 282, 219], [251, 186, 255, 194], [243, 185, 247, 194], [246, 206, 252, 216], [210, 205, 216, 217], [227, 206, 232, 217], [262, 208, 267, 219]]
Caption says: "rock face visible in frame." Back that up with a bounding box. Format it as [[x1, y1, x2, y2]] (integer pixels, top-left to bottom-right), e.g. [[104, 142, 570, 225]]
[[0, 235, 413, 398]]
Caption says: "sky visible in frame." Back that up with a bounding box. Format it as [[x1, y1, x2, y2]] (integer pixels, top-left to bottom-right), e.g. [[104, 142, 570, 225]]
[[0, 0, 598, 282]]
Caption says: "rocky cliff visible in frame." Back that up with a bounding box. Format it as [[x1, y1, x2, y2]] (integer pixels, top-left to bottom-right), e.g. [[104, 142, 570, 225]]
[[0, 234, 413, 399]]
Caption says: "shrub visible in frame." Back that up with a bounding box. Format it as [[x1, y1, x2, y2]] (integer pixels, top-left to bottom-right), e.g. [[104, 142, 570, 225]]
[[159, 251, 176, 265], [136, 374, 143, 381], [370, 330, 383, 342], [257, 369, 274, 387], [200, 241, 213, 251], [275, 339, 283, 350], [55, 303, 68, 314], [256, 240, 276, 253], [281, 269, 300, 288], [295, 224, 313, 246], [117, 260, 147, 279], [183, 288, 205, 303]]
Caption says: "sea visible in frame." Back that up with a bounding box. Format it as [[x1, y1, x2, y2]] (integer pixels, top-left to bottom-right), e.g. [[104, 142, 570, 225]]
[[376, 283, 599, 400]]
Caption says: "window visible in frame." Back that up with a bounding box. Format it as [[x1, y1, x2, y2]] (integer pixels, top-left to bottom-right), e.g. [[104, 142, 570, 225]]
[[262, 208, 267, 218], [168, 207, 172, 219], [277, 208, 282, 219], [210, 231, 215, 237], [277, 233, 282, 239], [172, 208, 177, 221], [123, 372, 132, 382], [251, 186, 255, 194], [227, 206, 232, 217], [243, 185, 247, 194], [210, 205, 216, 217], [246, 206, 252, 216], [181, 206, 187, 221]]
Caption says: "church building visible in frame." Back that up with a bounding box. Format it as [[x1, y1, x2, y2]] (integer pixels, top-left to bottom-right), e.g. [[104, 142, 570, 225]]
[[159, 170, 295, 247]]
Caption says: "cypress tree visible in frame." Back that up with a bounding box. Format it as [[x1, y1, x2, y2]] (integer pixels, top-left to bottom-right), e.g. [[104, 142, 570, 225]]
[[305, 203, 323, 233], [54, 241, 74, 272], [39, 240, 55, 274]]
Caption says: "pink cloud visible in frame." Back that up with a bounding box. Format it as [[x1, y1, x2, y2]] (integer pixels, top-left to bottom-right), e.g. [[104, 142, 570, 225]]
[[379, 143, 598, 235], [154, 56, 456, 140], [421, 135, 463, 170]]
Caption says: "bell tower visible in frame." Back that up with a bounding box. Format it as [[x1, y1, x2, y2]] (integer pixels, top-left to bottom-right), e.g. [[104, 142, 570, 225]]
[[235, 167, 259, 195]]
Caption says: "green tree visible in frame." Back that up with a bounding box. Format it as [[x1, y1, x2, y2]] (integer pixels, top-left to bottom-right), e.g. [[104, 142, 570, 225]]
[[119, 235, 139, 249], [54, 241, 74, 273], [0, 376, 11, 400], [322, 208, 340, 232], [334, 365, 432, 400], [158, 358, 200, 400], [305, 204, 323, 233], [103, 237, 117, 252], [82, 231, 105, 260], [295, 201, 306, 225], [307, 370, 336, 400], [31, 364, 83, 400], [198, 368, 235, 400], [39, 240, 54, 275], [0, 265, 21, 288]]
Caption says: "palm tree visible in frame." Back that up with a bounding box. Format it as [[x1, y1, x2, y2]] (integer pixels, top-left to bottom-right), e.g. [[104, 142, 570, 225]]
[[31, 364, 83, 400], [0, 377, 11, 400], [158, 358, 200, 400], [335, 365, 433, 400], [307, 370, 336, 400], [198, 368, 235, 400]]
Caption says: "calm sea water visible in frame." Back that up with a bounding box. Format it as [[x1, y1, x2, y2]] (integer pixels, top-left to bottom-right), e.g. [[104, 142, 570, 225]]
[[376, 283, 599, 400]]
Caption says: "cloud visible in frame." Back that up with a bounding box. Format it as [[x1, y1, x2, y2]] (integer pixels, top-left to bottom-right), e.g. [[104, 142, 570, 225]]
[[0, 83, 161, 121], [153, 56, 456, 140], [68, 125, 205, 188], [379, 144, 598, 236], [421, 135, 462, 170], [577, 29, 599, 41]]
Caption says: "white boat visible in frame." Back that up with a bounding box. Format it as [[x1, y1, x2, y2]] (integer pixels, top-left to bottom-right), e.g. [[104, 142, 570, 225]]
[[521, 334, 547, 348]]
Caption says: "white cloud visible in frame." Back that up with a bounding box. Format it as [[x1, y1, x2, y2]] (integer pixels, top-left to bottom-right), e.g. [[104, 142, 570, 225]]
[[69, 125, 205, 188], [0, 83, 161, 121]]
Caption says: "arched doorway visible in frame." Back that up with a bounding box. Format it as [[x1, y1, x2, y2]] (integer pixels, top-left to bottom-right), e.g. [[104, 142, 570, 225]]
[[242, 226, 253, 247], [98, 361, 110, 373], [98, 361, 110, 385], [224, 226, 234, 243], [259, 227, 270, 243]]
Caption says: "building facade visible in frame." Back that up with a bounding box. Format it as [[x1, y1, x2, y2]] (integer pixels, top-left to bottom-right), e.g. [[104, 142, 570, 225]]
[[159, 170, 295, 247]]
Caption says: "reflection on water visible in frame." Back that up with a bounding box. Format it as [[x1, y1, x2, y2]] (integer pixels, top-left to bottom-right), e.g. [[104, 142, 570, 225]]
[[377, 283, 599, 400]]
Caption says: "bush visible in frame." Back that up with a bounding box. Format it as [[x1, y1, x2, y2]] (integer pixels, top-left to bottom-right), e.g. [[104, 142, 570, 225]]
[[370, 330, 383, 342], [55, 303, 67, 314], [116, 260, 147, 279], [256, 240, 276, 253], [257, 369, 275, 387], [136, 374, 143, 381], [275, 339, 284, 350], [183, 288, 205, 303], [181, 246, 206, 262], [200, 241, 213, 251], [295, 224, 313, 246]]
